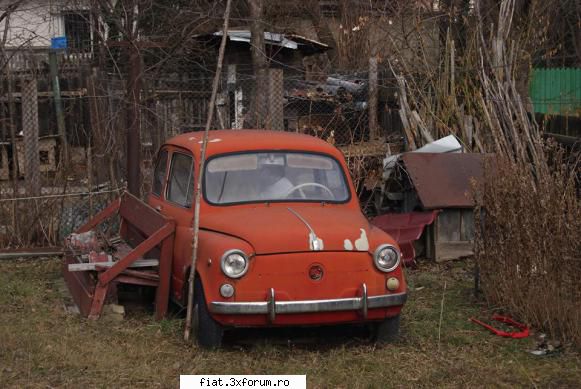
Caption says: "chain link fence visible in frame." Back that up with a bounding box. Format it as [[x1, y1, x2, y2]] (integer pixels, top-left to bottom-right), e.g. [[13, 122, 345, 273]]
[[0, 189, 119, 247]]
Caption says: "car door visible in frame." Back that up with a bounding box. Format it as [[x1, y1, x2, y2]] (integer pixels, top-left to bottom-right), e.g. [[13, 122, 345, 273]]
[[148, 146, 195, 299]]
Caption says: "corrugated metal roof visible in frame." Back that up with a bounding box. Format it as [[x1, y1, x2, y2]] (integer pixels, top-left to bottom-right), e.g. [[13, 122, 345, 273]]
[[401, 153, 486, 209], [200, 30, 331, 54]]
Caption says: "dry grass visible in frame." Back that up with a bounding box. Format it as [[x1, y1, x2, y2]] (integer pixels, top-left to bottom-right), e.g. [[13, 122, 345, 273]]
[[1, 258, 580, 388], [475, 148, 581, 348]]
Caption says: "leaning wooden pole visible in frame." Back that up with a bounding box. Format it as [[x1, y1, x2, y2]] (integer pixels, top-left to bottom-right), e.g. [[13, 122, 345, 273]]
[[184, 0, 232, 343]]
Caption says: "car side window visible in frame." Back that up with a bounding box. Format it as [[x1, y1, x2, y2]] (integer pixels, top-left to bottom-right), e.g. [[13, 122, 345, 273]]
[[167, 152, 194, 207], [152, 150, 168, 197]]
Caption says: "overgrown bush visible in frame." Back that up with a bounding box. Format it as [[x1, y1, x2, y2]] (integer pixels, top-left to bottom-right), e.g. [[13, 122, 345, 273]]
[[474, 146, 581, 347]]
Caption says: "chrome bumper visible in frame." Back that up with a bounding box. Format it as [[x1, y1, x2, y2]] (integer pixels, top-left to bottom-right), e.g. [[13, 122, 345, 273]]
[[209, 284, 407, 321]]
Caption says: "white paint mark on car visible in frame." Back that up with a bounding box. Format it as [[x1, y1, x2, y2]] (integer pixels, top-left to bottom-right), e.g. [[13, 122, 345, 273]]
[[344, 239, 354, 250], [354, 228, 369, 251]]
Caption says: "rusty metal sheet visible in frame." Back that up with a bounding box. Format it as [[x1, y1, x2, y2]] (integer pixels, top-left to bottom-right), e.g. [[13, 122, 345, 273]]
[[401, 153, 486, 209], [371, 211, 438, 266]]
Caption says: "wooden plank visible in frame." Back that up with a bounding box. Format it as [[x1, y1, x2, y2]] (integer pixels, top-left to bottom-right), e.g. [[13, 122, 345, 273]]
[[115, 275, 158, 287], [62, 255, 96, 317], [120, 269, 160, 281], [461, 209, 475, 241], [119, 192, 169, 237], [68, 259, 159, 272], [98, 222, 175, 285], [339, 140, 394, 158], [88, 283, 108, 320], [154, 234, 174, 320], [437, 210, 462, 242]]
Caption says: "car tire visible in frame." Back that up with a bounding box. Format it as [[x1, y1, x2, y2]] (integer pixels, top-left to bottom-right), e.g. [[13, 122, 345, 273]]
[[193, 279, 224, 349], [374, 315, 400, 344]]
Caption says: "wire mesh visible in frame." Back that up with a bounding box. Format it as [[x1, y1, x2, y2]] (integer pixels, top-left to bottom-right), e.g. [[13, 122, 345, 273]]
[[1, 49, 395, 248]]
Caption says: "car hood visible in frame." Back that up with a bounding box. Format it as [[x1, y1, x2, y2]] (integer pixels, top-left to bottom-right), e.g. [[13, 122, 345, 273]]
[[201, 206, 380, 254]]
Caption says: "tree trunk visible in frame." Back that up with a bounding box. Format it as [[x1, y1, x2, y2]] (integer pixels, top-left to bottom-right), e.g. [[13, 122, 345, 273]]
[[249, 0, 267, 128]]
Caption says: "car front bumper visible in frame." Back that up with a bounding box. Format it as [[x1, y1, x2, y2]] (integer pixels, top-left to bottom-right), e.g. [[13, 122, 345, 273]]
[[209, 284, 407, 322]]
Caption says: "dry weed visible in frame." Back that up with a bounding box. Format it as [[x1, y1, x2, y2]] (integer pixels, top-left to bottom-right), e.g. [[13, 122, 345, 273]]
[[475, 144, 581, 347]]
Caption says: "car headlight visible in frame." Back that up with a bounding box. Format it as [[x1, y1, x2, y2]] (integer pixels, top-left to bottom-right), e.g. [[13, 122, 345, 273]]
[[220, 249, 249, 278], [373, 244, 400, 272]]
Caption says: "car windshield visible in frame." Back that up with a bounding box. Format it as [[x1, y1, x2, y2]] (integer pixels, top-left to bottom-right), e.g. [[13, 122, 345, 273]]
[[204, 152, 350, 204]]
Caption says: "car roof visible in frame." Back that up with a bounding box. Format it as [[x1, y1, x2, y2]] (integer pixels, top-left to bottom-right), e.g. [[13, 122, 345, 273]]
[[164, 130, 344, 159]]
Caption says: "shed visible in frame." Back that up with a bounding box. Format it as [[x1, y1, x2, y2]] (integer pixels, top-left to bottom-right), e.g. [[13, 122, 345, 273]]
[[400, 153, 486, 261]]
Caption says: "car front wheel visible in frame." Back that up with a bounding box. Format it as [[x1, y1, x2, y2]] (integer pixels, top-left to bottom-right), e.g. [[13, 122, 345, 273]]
[[374, 315, 400, 343], [193, 280, 224, 349]]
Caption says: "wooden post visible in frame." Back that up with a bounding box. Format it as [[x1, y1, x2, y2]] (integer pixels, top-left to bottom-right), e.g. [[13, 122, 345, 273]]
[[87, 145, 94, 218], [21, 77, 40, 196], [227, 64, 237, 128], [216, 93, 228, 129], [268, 68, 284, 130], [87, 72, 104, 185], [4, 65, 18, 236], [48, 50, 69, 167], [368, 55, 379, 140], [6, 68, 18, 187]]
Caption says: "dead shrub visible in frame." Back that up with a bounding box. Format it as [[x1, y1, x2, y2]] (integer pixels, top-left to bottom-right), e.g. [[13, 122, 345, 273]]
[[474, 145, 581, 347]]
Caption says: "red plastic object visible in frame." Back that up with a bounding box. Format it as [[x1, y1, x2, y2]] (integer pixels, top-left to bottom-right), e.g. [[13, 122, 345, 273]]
[[371, 211, 438, 266], [470, 314, 530, 338]]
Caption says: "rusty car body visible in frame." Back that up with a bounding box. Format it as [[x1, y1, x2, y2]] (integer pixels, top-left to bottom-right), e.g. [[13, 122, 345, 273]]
[[146, 130, 407, 347]]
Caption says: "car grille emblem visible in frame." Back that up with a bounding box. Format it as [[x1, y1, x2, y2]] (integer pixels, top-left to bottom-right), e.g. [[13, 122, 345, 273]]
[[309, 264, 324, 281]]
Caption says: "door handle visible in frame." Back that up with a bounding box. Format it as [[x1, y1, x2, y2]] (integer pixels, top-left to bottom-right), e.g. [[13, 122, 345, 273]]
[[155, 205, 162, 212]]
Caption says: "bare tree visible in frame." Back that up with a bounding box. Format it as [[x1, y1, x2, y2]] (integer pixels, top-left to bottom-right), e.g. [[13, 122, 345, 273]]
[[249, 0, 267, 128]]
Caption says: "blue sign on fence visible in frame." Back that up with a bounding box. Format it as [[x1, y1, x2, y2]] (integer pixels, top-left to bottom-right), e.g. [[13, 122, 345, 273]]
[[51, 36, 68, 50]]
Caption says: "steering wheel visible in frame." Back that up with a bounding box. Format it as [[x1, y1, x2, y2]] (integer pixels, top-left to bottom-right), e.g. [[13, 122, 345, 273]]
[[284, 182, 335, 200]]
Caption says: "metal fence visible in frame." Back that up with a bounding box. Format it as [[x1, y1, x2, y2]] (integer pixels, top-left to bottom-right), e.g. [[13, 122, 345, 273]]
[[0, 51, 404, 248]]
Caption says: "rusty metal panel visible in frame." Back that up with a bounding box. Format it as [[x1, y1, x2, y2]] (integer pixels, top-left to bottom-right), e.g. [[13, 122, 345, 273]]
[[401, 153, 486, 209], [371, 211, 438, 265], [62, 254, 98, 317]]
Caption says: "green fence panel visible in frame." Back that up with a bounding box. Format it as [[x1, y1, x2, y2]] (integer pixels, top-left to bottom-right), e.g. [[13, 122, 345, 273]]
[[530, 68, 581, 115]]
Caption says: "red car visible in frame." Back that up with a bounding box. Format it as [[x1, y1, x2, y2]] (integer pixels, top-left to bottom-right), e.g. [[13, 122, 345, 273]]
[[148, 130, 407, 348]]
